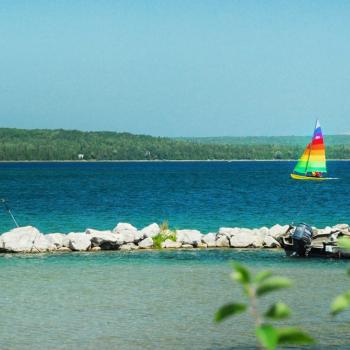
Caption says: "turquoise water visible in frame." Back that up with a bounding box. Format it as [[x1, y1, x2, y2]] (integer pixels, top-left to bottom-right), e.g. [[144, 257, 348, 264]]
[[0, 161, 349, 233], [1, 162, 350, 349], [1, 249, 349, 350]]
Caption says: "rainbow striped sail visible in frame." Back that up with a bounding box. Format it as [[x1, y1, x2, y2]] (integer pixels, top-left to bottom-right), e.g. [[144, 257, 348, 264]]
[[291, 120, 328, 180]]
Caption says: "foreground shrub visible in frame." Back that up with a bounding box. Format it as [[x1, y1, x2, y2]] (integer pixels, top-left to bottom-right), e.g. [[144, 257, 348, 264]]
[[331, 237, 350, 315], [215, 262, 315, 350]]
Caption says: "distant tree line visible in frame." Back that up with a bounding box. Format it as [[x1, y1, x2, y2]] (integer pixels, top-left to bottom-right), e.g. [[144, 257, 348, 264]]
[[179, 135, 350, 146], [0, 128, 349, 161]]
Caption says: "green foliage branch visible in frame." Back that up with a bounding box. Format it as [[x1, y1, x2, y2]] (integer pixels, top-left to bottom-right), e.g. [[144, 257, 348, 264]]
[[330, 237, 350, 315], [215, 262, 315, 350]]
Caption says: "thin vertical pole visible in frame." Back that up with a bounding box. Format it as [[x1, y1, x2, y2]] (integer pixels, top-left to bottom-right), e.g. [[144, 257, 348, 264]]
[[1, 199, 19, 228]]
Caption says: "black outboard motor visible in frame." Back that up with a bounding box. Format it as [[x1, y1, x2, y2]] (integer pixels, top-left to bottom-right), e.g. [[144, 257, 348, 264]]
[[291, 223, 313, 256]]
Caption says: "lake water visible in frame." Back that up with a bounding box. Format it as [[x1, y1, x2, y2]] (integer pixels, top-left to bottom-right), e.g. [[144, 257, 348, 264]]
[[1, 161, 350, 349], [0, 161, 349, 233], [1, 249, 350, 350]]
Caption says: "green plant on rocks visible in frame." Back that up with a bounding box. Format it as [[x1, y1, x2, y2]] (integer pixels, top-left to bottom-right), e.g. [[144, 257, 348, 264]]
[[330, 237, 350, 315], [215, 262, 315, 350], [153, 221, 177, 249], [160, 220, 169, 232]]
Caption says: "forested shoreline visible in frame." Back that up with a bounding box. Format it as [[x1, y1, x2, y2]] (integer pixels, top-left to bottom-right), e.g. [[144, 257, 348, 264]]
[[0, 128, 349, 160]]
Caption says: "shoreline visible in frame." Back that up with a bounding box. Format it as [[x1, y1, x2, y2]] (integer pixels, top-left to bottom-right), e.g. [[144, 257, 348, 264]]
[[0, 159, 349, 163], [1, 222, 348, 254]]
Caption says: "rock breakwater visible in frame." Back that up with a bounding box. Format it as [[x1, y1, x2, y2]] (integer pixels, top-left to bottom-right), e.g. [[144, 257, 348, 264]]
[[0, 223, 349, 254]]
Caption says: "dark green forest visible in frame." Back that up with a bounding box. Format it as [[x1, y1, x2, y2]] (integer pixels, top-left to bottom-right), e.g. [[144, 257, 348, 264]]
[[179, 135, 350, 146], [0, 128, 349, 160]]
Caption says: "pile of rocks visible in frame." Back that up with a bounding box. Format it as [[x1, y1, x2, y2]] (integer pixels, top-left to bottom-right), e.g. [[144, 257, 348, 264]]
[[0, 223, 348, 254], [0, 223, 160, 253]]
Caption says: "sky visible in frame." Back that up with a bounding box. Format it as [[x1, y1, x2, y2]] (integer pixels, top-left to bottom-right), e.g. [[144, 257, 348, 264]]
[[0, 0, 349, 137]]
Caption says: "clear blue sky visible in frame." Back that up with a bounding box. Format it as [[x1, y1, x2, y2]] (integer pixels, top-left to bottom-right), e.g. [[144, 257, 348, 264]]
[[0, 1, 349, 136]]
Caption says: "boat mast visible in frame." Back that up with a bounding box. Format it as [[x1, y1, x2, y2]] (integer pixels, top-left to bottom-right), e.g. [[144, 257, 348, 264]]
[[1, 199, 19, 227], [304, 119, 318, 175]]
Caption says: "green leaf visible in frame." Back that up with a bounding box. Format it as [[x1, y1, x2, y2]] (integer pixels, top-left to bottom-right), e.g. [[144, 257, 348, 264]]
[[331, 291, 350, 315], [256, 324, 278, 350], [215, 303, 247, 322], [254, 271, 273, 284], [337, 237, 350, 250], [256, 277, 292, 296], [265, 302, 291, 320], [231, 262, 251, 284], [276, 327, 315, 345]]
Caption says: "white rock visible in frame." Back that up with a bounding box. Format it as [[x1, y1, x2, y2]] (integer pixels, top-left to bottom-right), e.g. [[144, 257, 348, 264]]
[[216, 236, 230, 247], [182, 244, 194, 248], [62, 234, 70, 248], [202, 233, 217, 247], [161, 239, 182, 249], [252, 238, 264, 248], [113, 223, 138, 243], [86, 229, 122, 249], [218, 227, 241, 237], [259, 227, 269, 236], [67, 232, 91, 251], [120, 243, 139, 251], [133, 230, 145, 242], [1, 226, 54, 253], [251, 229, 265, 248], [324, 226, 333, 235], [113, 223, 138, 234], [263, 236, 281, 248], [116, 231, 136, 244], [229, 231, 256, 248], [140, 223, 161, 238], [0, 235, 4, 250], [91, 246, 101, 251], [268, 224, 290, 239], [56, 246, 71, 252], [86, 228, 113, 236], [316, 228, 325, 235], [197, 242, 208, 248], [138, 237, 154, 249], [333, 224, 350, 231], [45, 233, 65, 248], [176, 230, 202, 246], [119, 244, 131, 251]]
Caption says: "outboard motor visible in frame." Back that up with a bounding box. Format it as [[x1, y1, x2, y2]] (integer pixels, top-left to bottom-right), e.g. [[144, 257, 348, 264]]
[[291, 223, 313, 256]]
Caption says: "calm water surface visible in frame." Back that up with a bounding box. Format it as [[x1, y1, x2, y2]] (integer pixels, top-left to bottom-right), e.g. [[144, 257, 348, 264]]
[[0, 161, 349, 232], [1, 162, 350, 349], [1, 250, 350, 350]]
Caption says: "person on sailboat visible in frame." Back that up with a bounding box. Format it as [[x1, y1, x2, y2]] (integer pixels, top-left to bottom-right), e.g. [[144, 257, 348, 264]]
[[291, 120, 330, 181]]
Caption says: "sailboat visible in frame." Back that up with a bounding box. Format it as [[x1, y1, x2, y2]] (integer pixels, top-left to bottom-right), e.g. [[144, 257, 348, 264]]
[[291, 120, 331, 181]]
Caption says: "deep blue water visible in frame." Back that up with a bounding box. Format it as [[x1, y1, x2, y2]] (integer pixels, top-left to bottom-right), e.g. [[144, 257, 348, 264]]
[[0, 161, 349, 233]]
